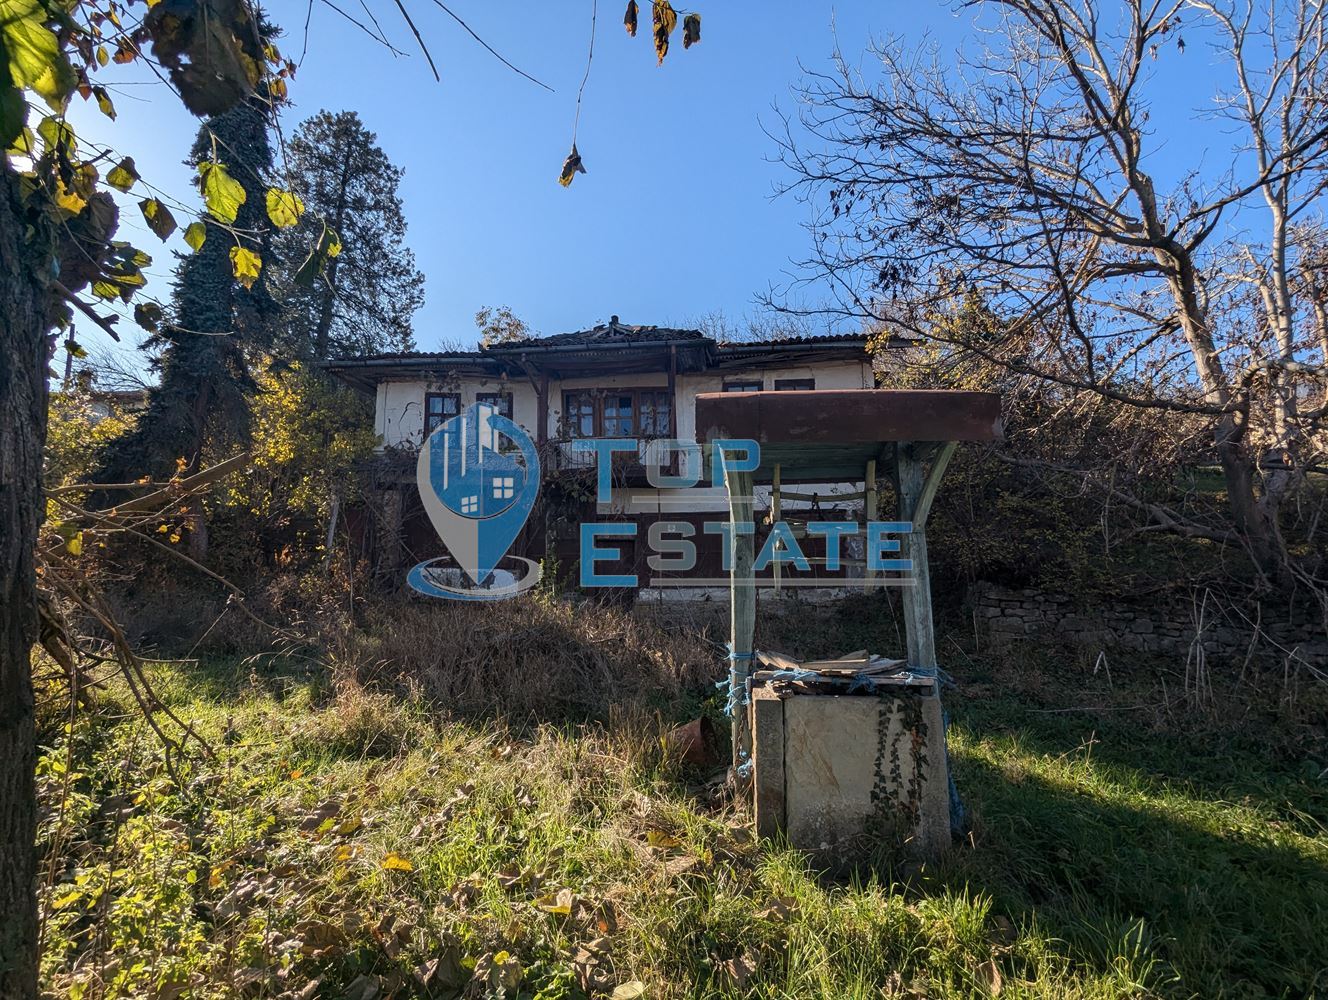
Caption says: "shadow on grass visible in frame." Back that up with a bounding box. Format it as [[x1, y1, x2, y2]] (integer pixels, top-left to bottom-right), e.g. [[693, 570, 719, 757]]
[[918, 743, 1328, 998]]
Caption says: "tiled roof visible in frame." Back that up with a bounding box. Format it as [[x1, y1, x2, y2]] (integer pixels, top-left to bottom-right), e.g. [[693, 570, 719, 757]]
[[490, 317, 705, 349], [717, 332, 869, 349]]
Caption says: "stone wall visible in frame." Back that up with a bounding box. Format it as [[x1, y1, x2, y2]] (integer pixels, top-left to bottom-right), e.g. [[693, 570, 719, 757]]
[[971, 582, 1327, 667]]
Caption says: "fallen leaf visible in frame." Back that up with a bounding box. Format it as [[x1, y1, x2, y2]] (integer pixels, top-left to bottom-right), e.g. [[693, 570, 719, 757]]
[[381, 852, 414, 872], [977, 959, 1003, 996], [612, 982, 646, 999], [645, 830, 681, 849]]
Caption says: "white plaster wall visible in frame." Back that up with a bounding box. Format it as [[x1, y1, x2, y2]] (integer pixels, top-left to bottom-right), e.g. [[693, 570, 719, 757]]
[[374, 358, 870, 451], [377, 375, 538, 450]]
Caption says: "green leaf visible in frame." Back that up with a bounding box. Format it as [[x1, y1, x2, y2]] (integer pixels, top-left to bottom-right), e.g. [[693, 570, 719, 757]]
[[183, 220, 206, 251], [293, 223, 341, 286], [1, 0, 77, 107], [139, 197, 176, 240], [265, 188, 303, 228], [92, 85, 115, 119], [106, 156, 138, 192], [35, 114, 74, 158], [197, 161, 245, 223], [229, 244, 261, 288]]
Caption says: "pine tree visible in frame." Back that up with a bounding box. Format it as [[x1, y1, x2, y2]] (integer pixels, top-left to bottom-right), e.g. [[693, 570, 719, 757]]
[[273, 110, 423, 359]]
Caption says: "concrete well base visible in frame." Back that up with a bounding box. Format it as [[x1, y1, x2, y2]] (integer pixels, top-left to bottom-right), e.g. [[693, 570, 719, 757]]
[[749, 683, 951, 858]]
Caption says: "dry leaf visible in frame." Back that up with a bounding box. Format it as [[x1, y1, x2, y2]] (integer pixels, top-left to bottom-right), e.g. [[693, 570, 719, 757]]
[[754, 896, 797, 922], [653, 1, 677, 63], [559, 143, 587, 187], [720, 953, 756, 987], [645, 829, 681, 849], [977, 959, 1003, 996], [612, 982, 646, 999], [683, 13, 700, 48], [623, 0, 638, 36]]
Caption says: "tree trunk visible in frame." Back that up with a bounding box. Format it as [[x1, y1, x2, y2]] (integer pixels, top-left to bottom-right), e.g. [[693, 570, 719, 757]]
[[0, 169, 49, 1000], [312, 152, 354, 361]]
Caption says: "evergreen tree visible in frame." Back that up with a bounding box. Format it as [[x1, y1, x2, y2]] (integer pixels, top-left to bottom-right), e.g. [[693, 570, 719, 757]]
[[273, 110, 423, 359], [96, 86, 279, 492]]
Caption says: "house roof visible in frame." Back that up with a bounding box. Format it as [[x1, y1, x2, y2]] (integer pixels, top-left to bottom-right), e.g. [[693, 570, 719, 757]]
[[323, 319, 885, 391], [487, 317, 707, 349]]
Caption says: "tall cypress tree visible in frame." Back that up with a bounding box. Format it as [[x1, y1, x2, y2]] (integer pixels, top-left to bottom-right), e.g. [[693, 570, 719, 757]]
[[96, 85, 278, 496]]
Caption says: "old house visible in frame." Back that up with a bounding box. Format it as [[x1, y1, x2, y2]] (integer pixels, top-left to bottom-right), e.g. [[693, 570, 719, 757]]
[[327, 318, 908, 596]]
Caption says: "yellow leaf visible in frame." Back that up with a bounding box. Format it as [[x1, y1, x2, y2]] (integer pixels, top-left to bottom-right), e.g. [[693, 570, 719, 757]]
[[168, 532, 181, 544], [229, 245, 262, 288], [156, 523, 169, 533], [652, 1, 677, 64], [559, 143, 586, 188], [381, 852, 414, 872], [333, 844, 357, 862], [184, 220, 207, 252], [65, 531, 82, 556], [265, 188, 303, 228], [197, 161, 246, 223], [645, 830, 681, 849]]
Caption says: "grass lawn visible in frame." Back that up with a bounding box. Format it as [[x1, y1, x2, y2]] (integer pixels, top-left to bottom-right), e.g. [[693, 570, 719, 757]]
[[36, 647, 1328, 1000]]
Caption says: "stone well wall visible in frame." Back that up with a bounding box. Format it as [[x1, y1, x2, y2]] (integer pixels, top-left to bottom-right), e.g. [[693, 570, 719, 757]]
[[971, 582, 1327, 667]]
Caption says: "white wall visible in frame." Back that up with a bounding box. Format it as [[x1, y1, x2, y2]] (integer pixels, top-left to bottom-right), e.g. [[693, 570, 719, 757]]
[[374, 357, 872, 452]]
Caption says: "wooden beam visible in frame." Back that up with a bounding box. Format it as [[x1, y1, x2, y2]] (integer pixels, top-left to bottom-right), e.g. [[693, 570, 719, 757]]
[[865, 457, 878, 591], [723, 455, 756, 780], [912, 441, 956, 530], [894, 442, 938, 671]]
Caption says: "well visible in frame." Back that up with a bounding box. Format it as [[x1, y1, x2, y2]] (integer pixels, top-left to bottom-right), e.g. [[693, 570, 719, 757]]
[[695, 389, 1001, 857]]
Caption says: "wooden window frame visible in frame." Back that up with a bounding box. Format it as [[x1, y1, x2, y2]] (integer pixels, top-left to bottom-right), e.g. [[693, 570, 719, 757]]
[[722, 379, 763, 393], [424, 391, 461, 434], [476, 391, 514, 420], [773, 378, 816, 391], [560, 387, 675, 440]]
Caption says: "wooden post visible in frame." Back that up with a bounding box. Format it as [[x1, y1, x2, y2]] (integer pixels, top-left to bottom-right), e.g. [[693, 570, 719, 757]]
[[864, 457, 877, 591], [771, 462, 782, 595], [723, 455, 756, 778], [893, 441, 956, 669]]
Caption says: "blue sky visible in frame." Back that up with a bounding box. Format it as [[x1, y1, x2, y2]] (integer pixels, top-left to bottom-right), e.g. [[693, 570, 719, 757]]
[[68, 0, 1231, 365]]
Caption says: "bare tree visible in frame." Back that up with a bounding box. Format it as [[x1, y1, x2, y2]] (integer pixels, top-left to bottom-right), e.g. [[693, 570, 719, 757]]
[[773, 0, 1328, 587]]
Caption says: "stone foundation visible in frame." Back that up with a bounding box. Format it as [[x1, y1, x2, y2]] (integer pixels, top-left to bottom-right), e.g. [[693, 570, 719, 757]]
[[971, 582, 1327, 667]]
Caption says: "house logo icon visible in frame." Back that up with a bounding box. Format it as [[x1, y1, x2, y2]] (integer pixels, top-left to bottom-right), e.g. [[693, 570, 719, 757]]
[[407, 402, 542, 600]]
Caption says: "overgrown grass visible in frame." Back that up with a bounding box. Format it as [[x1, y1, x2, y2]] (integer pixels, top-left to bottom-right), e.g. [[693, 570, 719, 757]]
[[36, 626, 1328, 999]]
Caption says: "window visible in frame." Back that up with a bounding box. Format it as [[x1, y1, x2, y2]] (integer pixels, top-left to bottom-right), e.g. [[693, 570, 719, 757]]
[[603, 393, 636, 436], [638, 390, 673, 438], [563, 392, 597, 438], [424, 392, 460, 434], [492, 476, 515, 500], [560, 389, 674, 439], [476, 392, 513, 420], [774, 378, 815, 391], [460, 495, 479, 514], [723, 380, 763, 393]]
